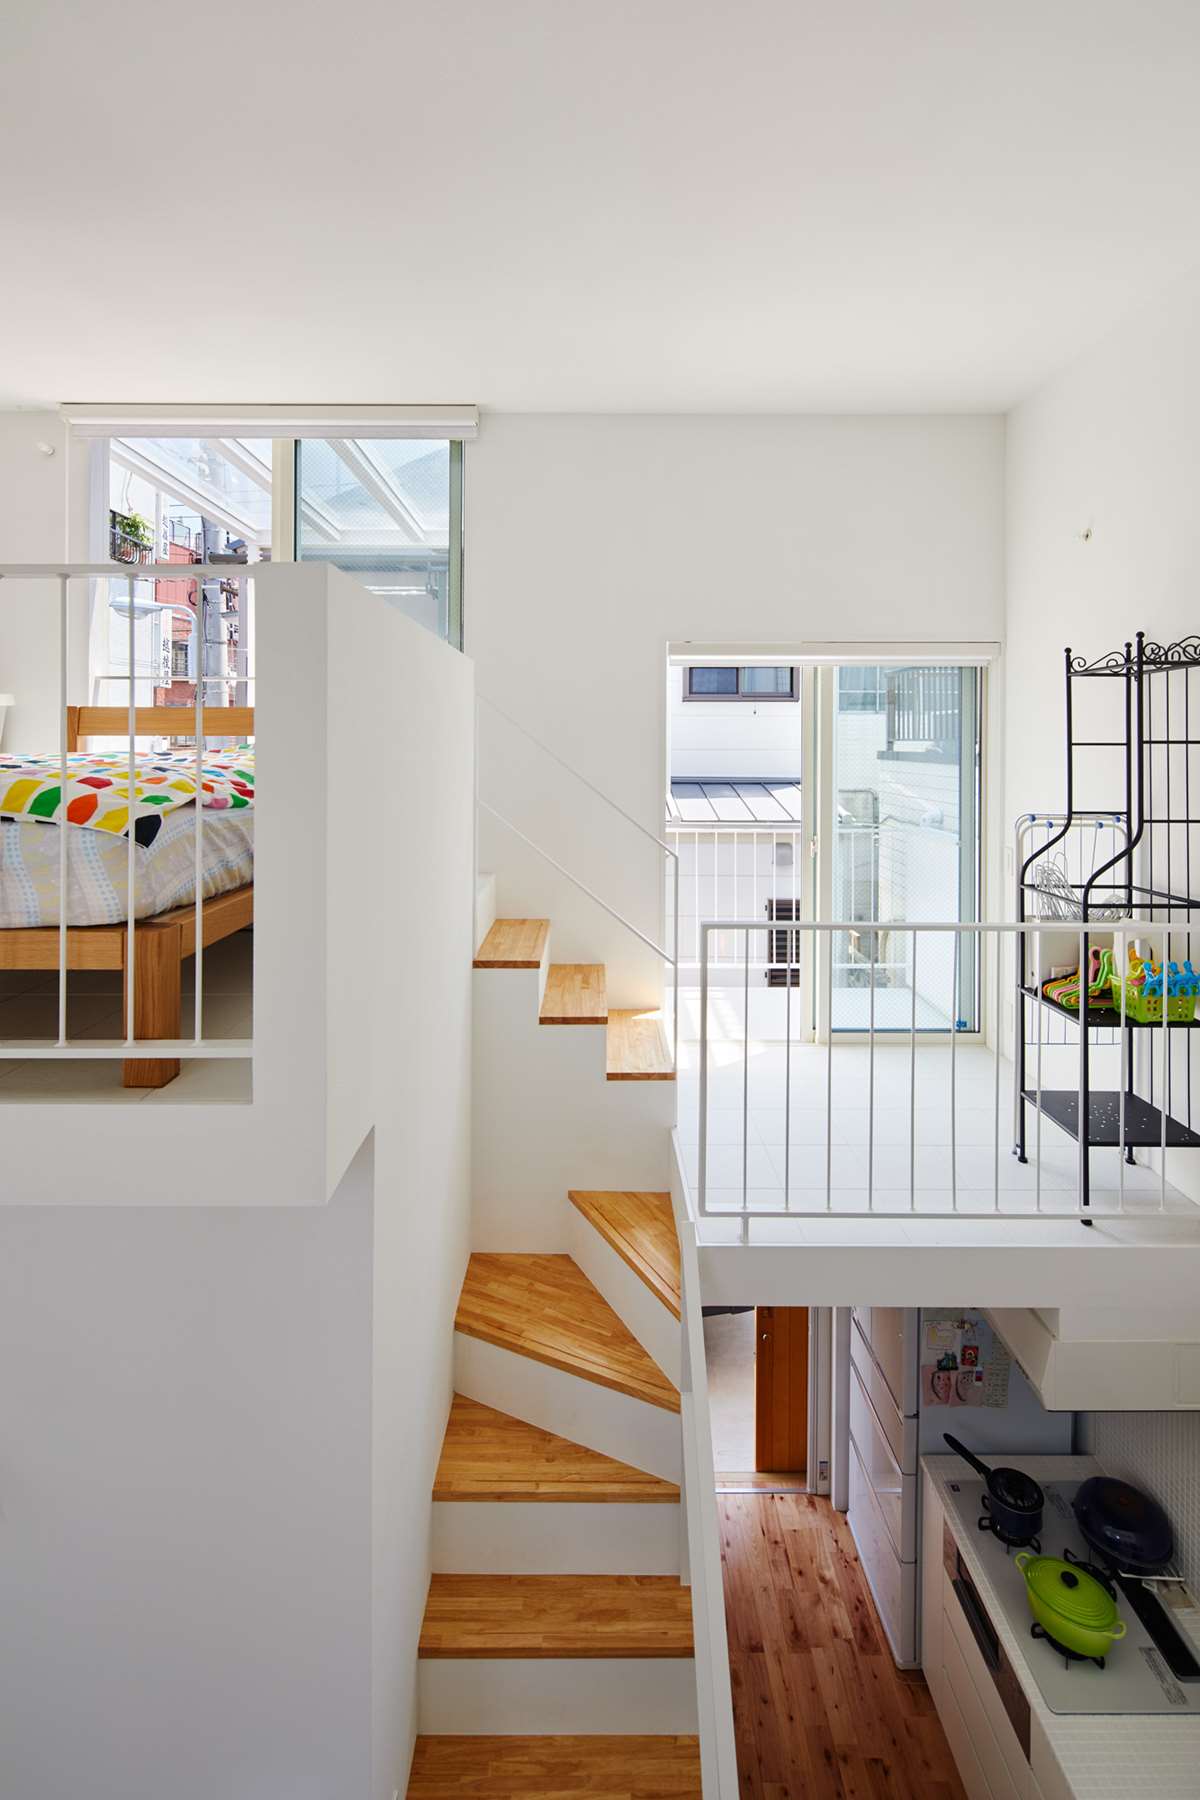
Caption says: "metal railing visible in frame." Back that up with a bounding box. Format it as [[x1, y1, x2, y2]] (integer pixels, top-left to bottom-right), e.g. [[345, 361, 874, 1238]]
[[477, 692, 680, 1064], [665, 823, 804, 973], [0, 564, 255, 1069], [693, 916, 1194, 1236]]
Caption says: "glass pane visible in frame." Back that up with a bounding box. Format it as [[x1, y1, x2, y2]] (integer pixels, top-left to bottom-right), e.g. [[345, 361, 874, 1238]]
[[296, 438, 459, 644], [103, 439, 266, 734], [690, 667, 738, 695], [831, 665, 978, 1031], [739, 666, 792, 696]]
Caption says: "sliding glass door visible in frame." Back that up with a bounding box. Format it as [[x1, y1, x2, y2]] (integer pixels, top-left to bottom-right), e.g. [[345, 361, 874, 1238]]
[[826, 663, 980, 1032]]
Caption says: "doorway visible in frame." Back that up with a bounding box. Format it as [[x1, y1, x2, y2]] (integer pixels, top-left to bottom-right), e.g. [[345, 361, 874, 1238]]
[[703, 1304, 809, 1492]]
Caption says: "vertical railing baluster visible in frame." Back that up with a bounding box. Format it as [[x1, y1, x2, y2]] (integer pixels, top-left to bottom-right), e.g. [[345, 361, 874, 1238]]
[[993, 930, 1001, 1213], [950, 929, 959, 1212], [1035, 925, 1044, 1214], [784, 896, 792, 1213], [825, 929, 833, 1212], [1117, 926, 1126, 1213], [194, 570, 206, 1044], [1161, 926, 1169, 1212], [868, 921, 876, 1212], [742, 924, 750, 1243], [909, 929, 917, 1211], [57, 574, 69, 1047], [125, 574, 136, 1046], [699, 923, 709, 1220]]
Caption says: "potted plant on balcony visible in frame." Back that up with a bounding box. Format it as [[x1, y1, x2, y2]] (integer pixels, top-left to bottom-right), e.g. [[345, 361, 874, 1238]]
[[110, 511, 154, 563]]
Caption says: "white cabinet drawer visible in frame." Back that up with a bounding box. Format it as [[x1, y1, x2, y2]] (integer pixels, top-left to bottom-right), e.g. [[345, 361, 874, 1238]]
[[943, 1608, 1026, 1800], [849, 1356, 916, 1558], [936, 1656, 994, 1800], [847, 1429, 917, 1664], [942, 1527, 1031, 1800], [851, 1323, 918, 1472]]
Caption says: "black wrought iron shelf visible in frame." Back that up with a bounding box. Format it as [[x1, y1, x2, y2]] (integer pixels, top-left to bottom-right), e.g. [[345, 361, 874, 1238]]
[[1021, 1089, 1200, 1149], [1015, 630, 1200, 1201], [1018, 984, 1200, 1030]]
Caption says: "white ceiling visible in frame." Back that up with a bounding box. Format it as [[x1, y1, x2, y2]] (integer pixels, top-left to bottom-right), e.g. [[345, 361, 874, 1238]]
[[3, 0, 1200, 414]]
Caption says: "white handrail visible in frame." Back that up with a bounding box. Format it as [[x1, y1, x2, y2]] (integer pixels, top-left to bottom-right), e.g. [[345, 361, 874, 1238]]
[[480, 690, 678, 858], [477, 696, 681, 1066]]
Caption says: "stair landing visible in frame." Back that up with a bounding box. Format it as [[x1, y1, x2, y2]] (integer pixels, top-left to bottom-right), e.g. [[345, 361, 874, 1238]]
[[474, 919, 550, 968], [418, 1573, 695, 1658], [455, 1253, 680, 1412], [407, 1735, 702, 1796], [607, 1009, 674, 1080], [541, 963, 607, 1024], [568, 1191, 681, 1319], [434, 1394, 679, 1502]]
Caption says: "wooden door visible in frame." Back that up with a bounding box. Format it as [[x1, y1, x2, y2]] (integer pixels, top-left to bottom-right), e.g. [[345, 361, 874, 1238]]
[[755, 1306, 808, 1472]]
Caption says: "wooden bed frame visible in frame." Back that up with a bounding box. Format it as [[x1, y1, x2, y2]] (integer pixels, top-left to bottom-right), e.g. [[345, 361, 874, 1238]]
[[0, 706, 254, 1088]]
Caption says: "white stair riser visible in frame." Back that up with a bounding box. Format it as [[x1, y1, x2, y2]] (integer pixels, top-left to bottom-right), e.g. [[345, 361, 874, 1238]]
[[472, 968, 674, 1250], [569, 1208, 682, 1389], [432, 1499, 682, 1574], [454, 1331, 681, 1484], [474, 874, 497, 953], [419, 1656, 698, 1734]]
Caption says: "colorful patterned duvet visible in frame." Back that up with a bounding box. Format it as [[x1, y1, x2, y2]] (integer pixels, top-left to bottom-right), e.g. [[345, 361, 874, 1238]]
[[0, 748, 254, 848], [0, 747, 255, 928]]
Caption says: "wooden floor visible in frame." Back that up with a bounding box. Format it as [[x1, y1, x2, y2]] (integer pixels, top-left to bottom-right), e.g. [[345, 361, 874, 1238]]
[[455, 1253, 680, 1411], [433, 1394, 679, 1502], [606, 1008, 675, 1080], [720, 1493, 966, 1800], [474, 918, 550, 968], [568, 1190, 681, 1317], [419, 1573, 695, 1658], [541, 962, 608, 1023], [407, 1734, 702, 1796]]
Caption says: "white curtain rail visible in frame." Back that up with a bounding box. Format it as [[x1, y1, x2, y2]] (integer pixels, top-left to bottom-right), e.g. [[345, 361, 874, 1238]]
[[0, 563, 258, 580]]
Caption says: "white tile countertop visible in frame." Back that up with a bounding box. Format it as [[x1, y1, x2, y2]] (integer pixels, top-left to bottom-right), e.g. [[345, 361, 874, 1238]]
[[923, 1454, 1200, 1800]]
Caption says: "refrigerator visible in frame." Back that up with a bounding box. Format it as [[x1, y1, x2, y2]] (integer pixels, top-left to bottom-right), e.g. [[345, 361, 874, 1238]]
[[845, 1307, 1073, 1668]]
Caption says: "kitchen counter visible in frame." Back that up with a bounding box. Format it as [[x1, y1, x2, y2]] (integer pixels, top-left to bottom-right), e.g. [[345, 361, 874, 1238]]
[[924, 1454, 1200, 1800]]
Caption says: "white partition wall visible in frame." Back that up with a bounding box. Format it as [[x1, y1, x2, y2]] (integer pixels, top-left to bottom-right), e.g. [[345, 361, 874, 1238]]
[[0, 564, 475, 1800]]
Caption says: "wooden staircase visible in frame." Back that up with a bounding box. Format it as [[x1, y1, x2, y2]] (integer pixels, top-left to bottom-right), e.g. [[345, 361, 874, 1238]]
[[414, 1192, 697, 1787], [474, 919, 673, 1080]]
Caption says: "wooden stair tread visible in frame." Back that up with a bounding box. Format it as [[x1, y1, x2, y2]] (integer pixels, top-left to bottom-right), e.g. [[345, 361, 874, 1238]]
[[606, 1009, 675, 1080], [418, 1574, 695, 1658], [434, 1395, 679, 1501], [474, 919, 550, 968], [540, 963, 608, 1025], [407, 1735, 702, 1796], [568, 1192, 681, 1319], [455, 1254, 680, 1413]]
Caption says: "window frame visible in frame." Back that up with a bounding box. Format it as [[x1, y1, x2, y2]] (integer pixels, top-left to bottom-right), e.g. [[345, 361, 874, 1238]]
[[683, 664, 799, 703]]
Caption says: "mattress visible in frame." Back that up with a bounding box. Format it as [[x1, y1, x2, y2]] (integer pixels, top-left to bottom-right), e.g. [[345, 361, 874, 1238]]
[[0, 808, 254, 928]]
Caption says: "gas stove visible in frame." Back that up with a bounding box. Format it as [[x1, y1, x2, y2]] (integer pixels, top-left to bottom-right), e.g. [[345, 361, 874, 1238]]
[[945, 1477, 1200, 1716]]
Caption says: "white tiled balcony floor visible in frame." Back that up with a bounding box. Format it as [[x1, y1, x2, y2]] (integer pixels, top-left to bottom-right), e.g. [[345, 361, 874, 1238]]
[[676, 1035, 1200, 1219]]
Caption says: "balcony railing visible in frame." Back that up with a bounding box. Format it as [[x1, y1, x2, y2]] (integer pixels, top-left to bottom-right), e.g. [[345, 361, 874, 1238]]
[[688, 916, 1198, 1235], [109, 524, 153, 565]]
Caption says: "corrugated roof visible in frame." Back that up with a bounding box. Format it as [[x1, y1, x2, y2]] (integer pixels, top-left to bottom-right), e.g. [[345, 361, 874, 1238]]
[[666, 779, 803, 824]]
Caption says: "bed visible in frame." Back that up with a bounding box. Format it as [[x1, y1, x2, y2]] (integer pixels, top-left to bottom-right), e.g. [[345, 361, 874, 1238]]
[[0, 705, 254, 1088]]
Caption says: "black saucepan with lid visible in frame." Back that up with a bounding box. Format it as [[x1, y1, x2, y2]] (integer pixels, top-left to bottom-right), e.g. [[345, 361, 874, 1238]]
[[944, 1432, 1045, 1543]]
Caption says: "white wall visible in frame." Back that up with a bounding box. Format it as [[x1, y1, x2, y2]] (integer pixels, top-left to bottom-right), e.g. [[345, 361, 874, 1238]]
[[1004, 266, 1200, 1178], [469, 414, 1005, 1004], [0, 538, 474, 1796], [0, 1145, 375, 1800], [0, 411, 89, 747]]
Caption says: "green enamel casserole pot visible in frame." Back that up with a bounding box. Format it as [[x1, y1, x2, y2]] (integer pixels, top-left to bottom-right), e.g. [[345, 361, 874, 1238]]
[[1014, 1551, 1127, 1659]]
